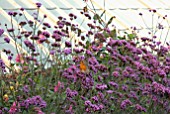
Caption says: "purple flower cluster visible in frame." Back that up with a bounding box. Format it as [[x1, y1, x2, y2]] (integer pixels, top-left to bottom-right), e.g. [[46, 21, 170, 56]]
[[66, 88, 78, 98], [22, 85, 29, 93], [85, 100, 104, 112], [36, 3, 42, 8], [61, 33, 170, 113], [120, 99, 132, 109], [0, 59, 6, 72], [20, 95, 46, 109], [63, 48, 72, 55], [24, 40, 35, 51], [96, 84, 107, 91], [135, 104, 146, 112], [52, 33, 61, 41], [82, 75, 94, 89], [152, 82, 170, 95]]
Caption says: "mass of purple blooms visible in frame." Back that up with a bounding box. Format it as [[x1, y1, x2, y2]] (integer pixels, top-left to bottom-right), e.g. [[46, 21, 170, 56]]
[[0, 2, 170, 114]]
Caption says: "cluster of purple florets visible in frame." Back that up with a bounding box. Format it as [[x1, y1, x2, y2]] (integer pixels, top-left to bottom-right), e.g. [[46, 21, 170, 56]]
[[20, 95, 47, 109], [60, 35, 170, 113]]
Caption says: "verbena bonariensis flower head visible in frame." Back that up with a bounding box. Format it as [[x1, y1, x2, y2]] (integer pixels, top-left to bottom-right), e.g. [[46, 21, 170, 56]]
[[4, 37, 10, 43], [66, 88, 78, 98], [36, 3, 42, 8], [0, 28, 4, 36], [0, 59, 6, 73], [120, 99, 132, 110], [20, 95, 46, 109]]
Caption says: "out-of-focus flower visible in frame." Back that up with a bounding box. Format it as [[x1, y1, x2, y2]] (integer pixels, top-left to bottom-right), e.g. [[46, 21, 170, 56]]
[[0, 59, 6, 72], [51, 42, 60, 47], [0, 28, 4, 36], [37, 34, 46, 44], [24, 40, 35, 51], [9, 101, 20, 114], [52, 33, 61, 41], [3, 94, 8, 102], [43, 22, 51, 28], [65, 41, 72, 47], [135, 104, 146, 112], [50, 50, 56, 55], [8, 11, 14, 16], [54, 81, 61, 92], [112, 71, 119, 77], [7, 28, 14, 32], [85, 100, 92, 106], [66, 88, 78, 98], [96, 84, 107, 90], [65, 105, 73, 114], [10, 86, 14, 91], [20, 95, 46, 109], [64, 48, 72, 55], [23, 85, 29, 93], [15, 54, 24, 64], [97, 43, 103, 50], [120, 99, 132, 109], [36, 3, 42, 8], [34, 107, 45, 114], [106, 90, 114, 94], [8, 55, 12, 60], [109, 81, 119, 89], [91, 96, 99, 102], [73, 48, 84, 53], [4, 37, 10, 43]]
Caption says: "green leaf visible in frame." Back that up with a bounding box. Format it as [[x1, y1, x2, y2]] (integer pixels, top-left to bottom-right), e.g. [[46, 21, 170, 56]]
[[98, 19, 103, 25], [23, 110, 28, 114], [8, 99, 15, 103], [48, 89, 54, 94], [105, 16, 115, 27], [110, 104, 115, 110], [83, 6, 88, 13], [127, 33, 136, 40], [110, 29, 117, 39], [103, 31, 109, 38], [77, 29, 81, 37], [93, 14, 100, 20], [0, 102, 3, 107], [61, 92, 66, 100], [117, 36, 126, 40], [100, 10, 106, 18], [85, 41, 90, 49], [124, 32, 128, 34], [1, 80, 5, 86]]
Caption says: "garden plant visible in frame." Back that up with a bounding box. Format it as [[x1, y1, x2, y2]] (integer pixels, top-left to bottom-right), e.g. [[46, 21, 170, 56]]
[[0, 1, 170, 114]]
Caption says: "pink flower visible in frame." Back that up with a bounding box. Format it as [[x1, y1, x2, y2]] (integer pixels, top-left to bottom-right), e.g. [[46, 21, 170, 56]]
[[69, 105, 73, 111], [34, 107, 45, 114], [9, 101, 20, 114], [66, 105, 73, 114], [97, 43, 103, 50], [15, 54, 24, 64], [37, 34, 46, 44], [168, 46, 170, 50], [54, 81, 61, 92]]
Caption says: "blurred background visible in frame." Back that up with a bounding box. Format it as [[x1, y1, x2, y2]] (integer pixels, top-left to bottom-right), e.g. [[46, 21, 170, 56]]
[[0, 0, 170, 66]]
